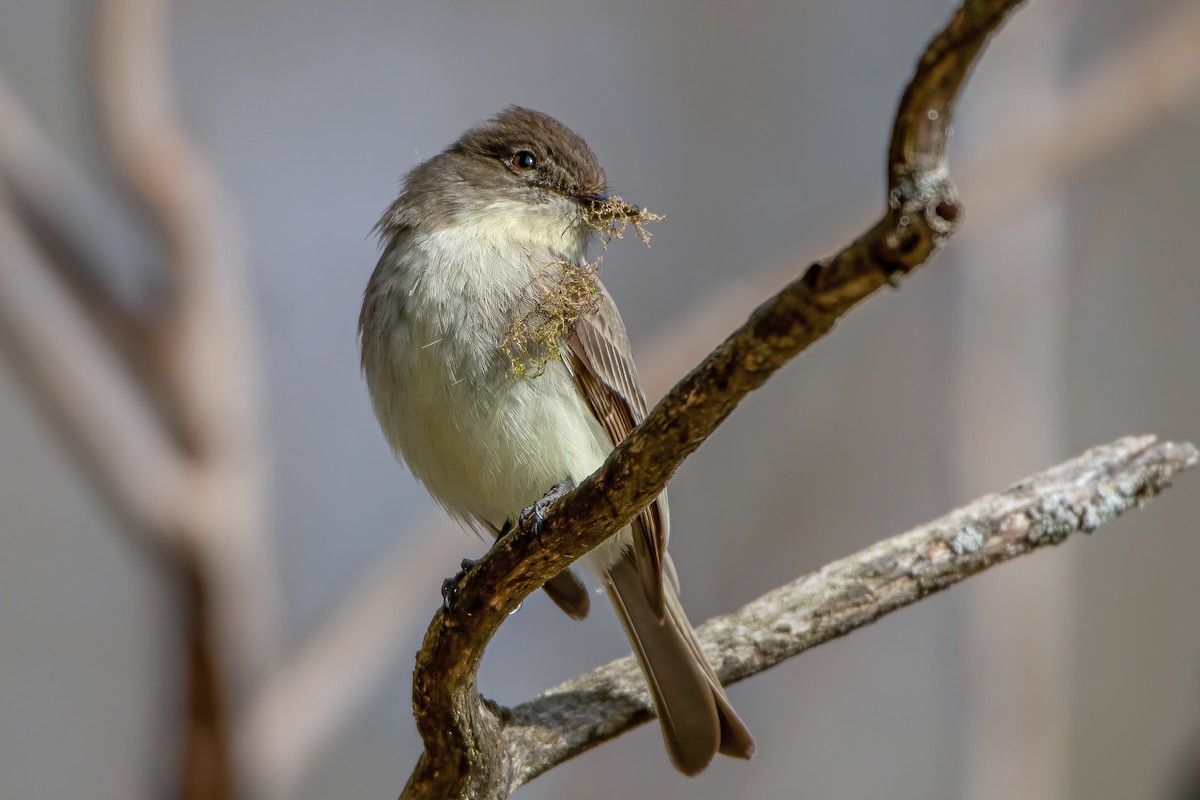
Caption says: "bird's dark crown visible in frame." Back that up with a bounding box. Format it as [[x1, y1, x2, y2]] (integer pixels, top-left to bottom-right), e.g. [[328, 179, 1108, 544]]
[[376, 107, 608, 238], [452, 106, 608, 200]]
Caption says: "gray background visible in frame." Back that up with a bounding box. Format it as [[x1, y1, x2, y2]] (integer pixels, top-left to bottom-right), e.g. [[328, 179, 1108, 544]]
[[1, 0, 1198, 798]]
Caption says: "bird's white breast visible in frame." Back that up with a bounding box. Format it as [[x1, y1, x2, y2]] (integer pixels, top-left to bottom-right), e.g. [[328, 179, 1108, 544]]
[[363, 209, 612, 534]]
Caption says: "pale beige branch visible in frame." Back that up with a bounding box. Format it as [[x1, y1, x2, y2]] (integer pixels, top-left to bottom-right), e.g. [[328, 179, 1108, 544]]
[[0, 70, 154, 318], [0, 71, 181, 535], [97, 0, 277, 689], [97, 0, 258, 454], [0, 194, 186, 537]]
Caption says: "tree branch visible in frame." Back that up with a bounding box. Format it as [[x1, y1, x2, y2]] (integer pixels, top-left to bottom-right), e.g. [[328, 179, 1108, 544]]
[[501, 436, 1198, 788], [400, 1, 1029, 798], [239, 4, 1200, 790]]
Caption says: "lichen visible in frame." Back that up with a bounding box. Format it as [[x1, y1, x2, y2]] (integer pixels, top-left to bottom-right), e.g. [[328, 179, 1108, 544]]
[[949, 527, 985, 555], [1027, 496, 1079, 544]]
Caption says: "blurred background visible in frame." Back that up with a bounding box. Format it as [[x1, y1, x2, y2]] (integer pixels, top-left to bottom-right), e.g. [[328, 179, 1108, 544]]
[[2, 0, 1199, 798]]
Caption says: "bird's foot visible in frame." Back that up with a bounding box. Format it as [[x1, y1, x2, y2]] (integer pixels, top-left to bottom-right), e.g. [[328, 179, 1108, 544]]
[[441, 557, 479, 613], [518, 479, 576, 546]]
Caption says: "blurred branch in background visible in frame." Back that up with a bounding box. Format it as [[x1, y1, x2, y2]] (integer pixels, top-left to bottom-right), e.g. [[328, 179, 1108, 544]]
[[238, 518, 466, 799], [95, 0, 277, 694], [0, 0, 277, 797], [0, 191, 185, 539], [0, 73, 159, 374], [233, 1, 1200, 796]]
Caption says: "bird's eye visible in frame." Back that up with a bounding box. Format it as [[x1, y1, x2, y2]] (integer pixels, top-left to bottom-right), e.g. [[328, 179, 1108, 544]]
[[512, 150, 537, 170]]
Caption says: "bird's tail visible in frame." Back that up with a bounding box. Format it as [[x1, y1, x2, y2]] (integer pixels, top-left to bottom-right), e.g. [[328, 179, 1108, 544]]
[[605, 550, 755, 775]]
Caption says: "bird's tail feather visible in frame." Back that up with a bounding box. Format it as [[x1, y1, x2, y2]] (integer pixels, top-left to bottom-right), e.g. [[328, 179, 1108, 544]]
[[605, 551, 755, 775]]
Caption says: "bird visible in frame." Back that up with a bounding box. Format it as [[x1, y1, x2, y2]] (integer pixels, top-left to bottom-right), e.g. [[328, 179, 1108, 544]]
[[358, 106, 754, 775]]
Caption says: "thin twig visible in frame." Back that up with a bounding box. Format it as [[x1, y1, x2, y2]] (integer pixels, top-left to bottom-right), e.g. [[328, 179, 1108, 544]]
[[502, 436, 1198, 788], [398, 2, 1026, 798]]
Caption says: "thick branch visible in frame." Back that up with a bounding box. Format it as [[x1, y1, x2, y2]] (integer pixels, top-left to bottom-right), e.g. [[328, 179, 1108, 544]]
[[401, 1, 1028, 798], [501, 436, 1198, 787]]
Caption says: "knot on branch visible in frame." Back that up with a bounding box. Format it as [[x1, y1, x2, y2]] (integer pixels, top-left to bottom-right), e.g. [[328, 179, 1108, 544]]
[[880, 175, 962, 282]]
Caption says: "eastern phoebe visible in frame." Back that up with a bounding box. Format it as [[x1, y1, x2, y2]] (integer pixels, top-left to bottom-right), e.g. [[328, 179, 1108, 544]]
[[359, 107, 754, 775]]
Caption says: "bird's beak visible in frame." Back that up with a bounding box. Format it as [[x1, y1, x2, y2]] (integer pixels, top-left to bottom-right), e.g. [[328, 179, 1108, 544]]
[[579, 192, 610, 209], [581, 192, 642, 220]]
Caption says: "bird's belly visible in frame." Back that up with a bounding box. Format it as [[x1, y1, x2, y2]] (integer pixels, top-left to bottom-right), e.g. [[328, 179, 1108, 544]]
[[378, 320, 612, 532]]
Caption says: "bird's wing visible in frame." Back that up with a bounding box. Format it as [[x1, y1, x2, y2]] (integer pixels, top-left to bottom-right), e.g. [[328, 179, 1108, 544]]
[[567, 283, 670, 619]]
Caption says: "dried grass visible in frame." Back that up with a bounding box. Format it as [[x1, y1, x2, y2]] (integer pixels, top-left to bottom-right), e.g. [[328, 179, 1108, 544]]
[[502, 196, 662, 378]]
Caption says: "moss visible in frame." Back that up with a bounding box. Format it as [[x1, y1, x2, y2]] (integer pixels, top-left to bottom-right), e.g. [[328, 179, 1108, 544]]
[[502, 197, 663, 378], [502, 260, 603, 379]]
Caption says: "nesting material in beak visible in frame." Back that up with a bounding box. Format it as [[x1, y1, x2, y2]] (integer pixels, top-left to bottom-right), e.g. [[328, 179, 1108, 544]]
[[502, 196, 663, 379]]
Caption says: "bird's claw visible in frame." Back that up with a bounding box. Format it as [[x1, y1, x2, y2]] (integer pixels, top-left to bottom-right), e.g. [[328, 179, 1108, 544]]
[[518, 479, 575, 546], [441, 557, 479, 613]]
